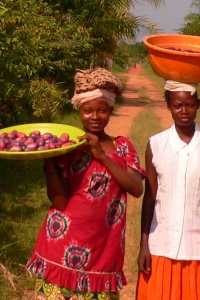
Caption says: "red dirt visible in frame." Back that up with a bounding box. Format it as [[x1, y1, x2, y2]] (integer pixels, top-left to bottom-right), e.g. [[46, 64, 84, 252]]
[[106, 64, 173, 138]]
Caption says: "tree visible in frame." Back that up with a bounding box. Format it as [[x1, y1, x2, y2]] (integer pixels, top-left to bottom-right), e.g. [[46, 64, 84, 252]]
[[126, 42, 148, 65], [45, 0, 165, 63], [179, 0, 200, 36], [0, 0, 96, 126], [0, 0, 165, 127]]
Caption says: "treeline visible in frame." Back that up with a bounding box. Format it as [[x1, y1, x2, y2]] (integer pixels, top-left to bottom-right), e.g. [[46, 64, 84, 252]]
[[179, 0, 200, 36], [1, 0, 199, 128], [0, 0, 156, 128]]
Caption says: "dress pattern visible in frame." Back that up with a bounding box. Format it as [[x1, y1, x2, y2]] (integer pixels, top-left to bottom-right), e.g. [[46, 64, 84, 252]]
[[63, 245, 91, 270], [87, 171, 110, 199], [27, 136, 144, 292], [106, 197, 126, 227], [46, 212, 70, 240]]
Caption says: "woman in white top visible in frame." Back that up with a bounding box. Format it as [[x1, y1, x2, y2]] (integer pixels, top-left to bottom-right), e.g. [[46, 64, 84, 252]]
[[136, 80, 200, 300]]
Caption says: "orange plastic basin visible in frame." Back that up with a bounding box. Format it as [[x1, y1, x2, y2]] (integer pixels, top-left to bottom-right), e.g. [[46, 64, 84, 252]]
[[143, 34, 200, 83]]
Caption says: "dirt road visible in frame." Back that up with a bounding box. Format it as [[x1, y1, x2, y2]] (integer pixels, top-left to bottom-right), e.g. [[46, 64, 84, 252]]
[[106, 64, 173, 138]]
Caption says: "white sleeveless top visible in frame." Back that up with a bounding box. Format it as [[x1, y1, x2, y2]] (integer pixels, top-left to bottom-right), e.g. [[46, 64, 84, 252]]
[[149, 124, 200, 260]]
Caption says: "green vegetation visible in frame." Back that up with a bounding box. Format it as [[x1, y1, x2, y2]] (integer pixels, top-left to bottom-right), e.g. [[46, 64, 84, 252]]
[[127, 108, 162, 276], [127, 65, 163, 274], [196, 108, 200, 124], [127, 42, 148, 65], [0, 0, 164, 127], [141, 62, 165, 97], [0, 159, 45, 298], [179, 0, 200, 36], [130, 108, 162, 166]]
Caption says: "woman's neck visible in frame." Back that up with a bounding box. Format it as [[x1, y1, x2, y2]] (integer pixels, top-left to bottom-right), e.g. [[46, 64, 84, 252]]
[[175, 122, 195, 144], [89, 131, 110, 141]]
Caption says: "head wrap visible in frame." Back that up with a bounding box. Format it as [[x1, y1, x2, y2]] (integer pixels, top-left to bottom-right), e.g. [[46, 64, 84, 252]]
[[71, 67, 123, 110], [164, 80, 198, 95], [71, 88, 115, 110]]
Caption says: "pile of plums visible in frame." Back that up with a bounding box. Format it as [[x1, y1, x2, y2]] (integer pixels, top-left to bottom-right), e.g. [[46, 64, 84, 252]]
[[0, 129, 76, 152], [165, 47, 200, 53]]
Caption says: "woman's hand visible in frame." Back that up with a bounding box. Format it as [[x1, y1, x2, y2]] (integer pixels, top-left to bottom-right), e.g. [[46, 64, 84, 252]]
[[78, 133, 106, 160], [137, 243, 151, 275]]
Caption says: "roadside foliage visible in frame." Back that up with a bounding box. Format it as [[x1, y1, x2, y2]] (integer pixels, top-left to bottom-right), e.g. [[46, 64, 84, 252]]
[[0, 0, 164, 127]]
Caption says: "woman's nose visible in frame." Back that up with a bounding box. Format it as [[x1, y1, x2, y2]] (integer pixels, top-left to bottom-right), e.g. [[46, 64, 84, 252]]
[[181, 106, 187, 113], [91, 112, 98, 118]]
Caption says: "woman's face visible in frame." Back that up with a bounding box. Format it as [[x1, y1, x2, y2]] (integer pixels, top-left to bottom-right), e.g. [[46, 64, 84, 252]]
[[167, 91, 199, 127], [79, 100, 113, 133]]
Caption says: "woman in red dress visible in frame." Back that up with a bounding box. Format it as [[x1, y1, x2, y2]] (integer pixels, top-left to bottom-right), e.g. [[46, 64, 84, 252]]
[[27, 67, 144, 300]]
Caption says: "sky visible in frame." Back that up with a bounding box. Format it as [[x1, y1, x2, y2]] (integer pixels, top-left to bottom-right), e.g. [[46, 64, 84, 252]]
[[133, 0, 192, 41]]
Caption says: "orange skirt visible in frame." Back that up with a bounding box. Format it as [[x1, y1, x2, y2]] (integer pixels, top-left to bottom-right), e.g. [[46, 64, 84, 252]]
[[136, 255, 200, 300]]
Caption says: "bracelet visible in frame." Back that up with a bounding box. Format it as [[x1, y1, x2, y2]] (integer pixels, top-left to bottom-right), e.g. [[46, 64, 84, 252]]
[[45, 170, 57, 176]]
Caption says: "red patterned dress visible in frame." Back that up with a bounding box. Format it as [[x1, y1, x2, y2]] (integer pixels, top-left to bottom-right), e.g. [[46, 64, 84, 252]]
[[27, 136, 144, 293]]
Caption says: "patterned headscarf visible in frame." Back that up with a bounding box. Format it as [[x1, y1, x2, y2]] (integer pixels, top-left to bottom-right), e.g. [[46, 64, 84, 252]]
[[71, 67, 123, 110], [164, 80, 198, 95]]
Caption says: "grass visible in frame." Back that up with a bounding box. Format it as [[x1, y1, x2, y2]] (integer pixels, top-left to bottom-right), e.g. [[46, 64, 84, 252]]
[[130, 108, 162, 166], [121, 62, 163, 281], [137, 86, 149, 99], [0, 159, 46, 299], [141, 62, 165, 97], [125, 108, 162, 279]]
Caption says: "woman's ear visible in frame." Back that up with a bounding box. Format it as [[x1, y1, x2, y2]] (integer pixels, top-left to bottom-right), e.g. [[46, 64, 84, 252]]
[[110, 106, 114, 113]]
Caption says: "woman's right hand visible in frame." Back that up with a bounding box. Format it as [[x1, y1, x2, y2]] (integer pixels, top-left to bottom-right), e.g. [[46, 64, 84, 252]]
[[137, 243, 151, 275]]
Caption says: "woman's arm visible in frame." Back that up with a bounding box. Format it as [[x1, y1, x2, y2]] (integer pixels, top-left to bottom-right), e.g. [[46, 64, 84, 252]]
[[98, 155, 143, 198], [137, 142, 158, 274], [79, 133, 143, 198], [43, 158, 70, 210]]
